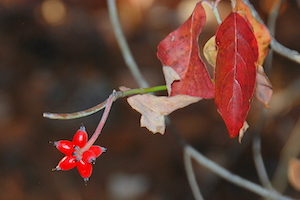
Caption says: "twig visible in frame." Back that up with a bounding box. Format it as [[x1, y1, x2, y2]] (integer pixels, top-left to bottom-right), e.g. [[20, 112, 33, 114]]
[[184, 149, 204, 200], [107, 0, 149, 88], [249, 104, 274, 193], [270, 38, 300, 64], [185, 145, 294, 200], [43, 85, 167, 119], [264, 0, 285, 74], [253, 133, 274, 190], [267, 0, 286, 36]]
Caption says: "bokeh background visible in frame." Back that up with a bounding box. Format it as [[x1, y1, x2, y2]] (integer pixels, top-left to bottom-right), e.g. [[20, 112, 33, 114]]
[[0, 0, 299, 199]]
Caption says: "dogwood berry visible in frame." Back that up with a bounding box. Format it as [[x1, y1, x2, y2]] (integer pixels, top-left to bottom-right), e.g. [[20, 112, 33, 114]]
[[53, 125, 106, 182]]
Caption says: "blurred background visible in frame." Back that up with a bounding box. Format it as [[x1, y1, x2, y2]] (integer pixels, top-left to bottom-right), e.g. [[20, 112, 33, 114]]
[[0, 0, 299, 199]]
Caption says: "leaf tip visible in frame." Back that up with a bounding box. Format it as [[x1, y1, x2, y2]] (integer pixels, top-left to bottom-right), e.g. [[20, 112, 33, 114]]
[[238, 121, 249, 143]]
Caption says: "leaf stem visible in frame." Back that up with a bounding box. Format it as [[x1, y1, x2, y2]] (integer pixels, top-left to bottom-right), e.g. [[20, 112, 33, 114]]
[[43, 85, 167, 120]]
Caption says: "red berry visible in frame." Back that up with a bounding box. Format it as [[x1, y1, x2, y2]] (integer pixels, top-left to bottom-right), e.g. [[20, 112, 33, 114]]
[[54, 140, 74, 155], [82, 150, 97, 164], [77, 160, 92, 181], [89, 145, 106, 157], [56, 155, 77, 171], [72, 126, 88, 148]]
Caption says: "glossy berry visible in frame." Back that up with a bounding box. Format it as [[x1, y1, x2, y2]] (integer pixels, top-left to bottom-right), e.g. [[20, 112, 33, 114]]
[[54, 140, 74, 155], [55, 155, 77, 171], [77, 160, 93, 182], [82, 150, 97, 164], [89, 145, 106, 157], [72, 126, 88, 148], [53, 125, 106, 182]]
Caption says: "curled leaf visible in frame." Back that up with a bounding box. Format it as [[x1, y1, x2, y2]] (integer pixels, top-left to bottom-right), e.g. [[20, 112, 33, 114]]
[[127, 94, 202, 134], [203, 35, 217, 67], [256, 65, 273, 108], [157, 2, 214, 98]]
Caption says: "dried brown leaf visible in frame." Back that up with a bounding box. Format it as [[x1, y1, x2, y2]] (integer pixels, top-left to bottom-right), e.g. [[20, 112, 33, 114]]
[[256, 65, 273, 108], [127, 94, 202, 134]]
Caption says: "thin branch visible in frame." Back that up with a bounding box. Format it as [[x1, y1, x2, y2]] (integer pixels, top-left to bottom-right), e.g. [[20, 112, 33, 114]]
[[43, 85, 167, 119], [43, 99, 108, 120], [184, 149, 204, 200], [267, 0, 286, 36], [107, 0, 149, 88], [185, 145, 294, 200], [252, 133, 273, 190], [249, 104, 274, 193], [270, 38, 300, 64]]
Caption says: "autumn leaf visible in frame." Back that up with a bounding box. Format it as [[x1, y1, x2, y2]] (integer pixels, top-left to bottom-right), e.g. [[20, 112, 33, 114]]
[[157, 2, 214, 99], [232, 0, 271, 66], [215, 12, 258, 138], [127, 94, 201, 134], [256, 65, 273, 107]]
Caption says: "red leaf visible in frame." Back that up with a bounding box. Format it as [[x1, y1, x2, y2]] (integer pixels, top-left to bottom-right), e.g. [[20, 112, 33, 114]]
[[157, 2, 214, 98], [215, 12, 258, 138]]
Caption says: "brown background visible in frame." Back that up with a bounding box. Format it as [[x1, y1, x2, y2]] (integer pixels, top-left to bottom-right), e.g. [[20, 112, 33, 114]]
[[0, 0, 299, 199]]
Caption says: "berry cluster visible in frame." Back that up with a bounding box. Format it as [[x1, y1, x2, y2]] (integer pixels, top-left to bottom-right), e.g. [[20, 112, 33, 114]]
[[53, 126, 106, 182]]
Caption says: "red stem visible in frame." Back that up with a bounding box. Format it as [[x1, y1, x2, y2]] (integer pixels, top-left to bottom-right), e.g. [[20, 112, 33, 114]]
[[80, 91, 115, 153]]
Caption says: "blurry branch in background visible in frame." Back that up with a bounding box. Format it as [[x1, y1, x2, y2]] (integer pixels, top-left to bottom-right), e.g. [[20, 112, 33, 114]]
[[253, 132, 274, 190], [107, 0, 149, 88], [272, 118, 300, 193], [184, 145, 294, 200], [270, 39, 300, 64], [268, 78, 300, 118], [184, 150, 204, 200], [264, 0, 284, 74]]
